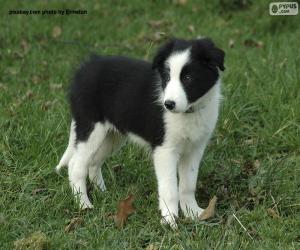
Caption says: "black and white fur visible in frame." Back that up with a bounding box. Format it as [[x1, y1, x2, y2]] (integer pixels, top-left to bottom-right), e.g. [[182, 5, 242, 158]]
[[55, 38, 225, 227]]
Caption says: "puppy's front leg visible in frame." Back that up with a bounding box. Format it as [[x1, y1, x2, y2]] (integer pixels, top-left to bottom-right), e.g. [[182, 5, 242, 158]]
[[153, 146, 179, 228], [178, 146, 205, 219]]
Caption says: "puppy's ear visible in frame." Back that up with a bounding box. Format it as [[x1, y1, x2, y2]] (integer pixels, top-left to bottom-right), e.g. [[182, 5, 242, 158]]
[[152, 39, 175, 70], [193, 38, 225, 71], [208, 46, 225, 71]]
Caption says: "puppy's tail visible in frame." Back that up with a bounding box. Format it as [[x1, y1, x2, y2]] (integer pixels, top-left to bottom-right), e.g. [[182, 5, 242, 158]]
[[55, 120, 76, 173]]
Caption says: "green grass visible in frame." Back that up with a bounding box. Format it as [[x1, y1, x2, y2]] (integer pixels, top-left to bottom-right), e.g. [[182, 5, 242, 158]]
[[1, 0, 300, 249]]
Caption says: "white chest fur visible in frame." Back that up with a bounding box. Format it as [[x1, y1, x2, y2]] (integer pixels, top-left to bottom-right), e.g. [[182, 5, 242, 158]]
[[163, 82, 221, 149]]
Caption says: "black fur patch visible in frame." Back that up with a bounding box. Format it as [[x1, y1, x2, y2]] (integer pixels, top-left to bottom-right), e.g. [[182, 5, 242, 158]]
[[153, 38, 225, 103], [70, 55, 165, 147]]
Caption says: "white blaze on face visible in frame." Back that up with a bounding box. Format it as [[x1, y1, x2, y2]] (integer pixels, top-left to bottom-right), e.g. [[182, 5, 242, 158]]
[[164, 49, 190, 113]]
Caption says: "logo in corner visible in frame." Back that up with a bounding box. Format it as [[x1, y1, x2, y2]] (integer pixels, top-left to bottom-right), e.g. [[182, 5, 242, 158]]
[[269, 2, 298, 15]]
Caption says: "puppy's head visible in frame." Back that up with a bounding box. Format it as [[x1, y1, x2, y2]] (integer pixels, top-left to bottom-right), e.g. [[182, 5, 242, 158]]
[[153, 38, 225, 113]]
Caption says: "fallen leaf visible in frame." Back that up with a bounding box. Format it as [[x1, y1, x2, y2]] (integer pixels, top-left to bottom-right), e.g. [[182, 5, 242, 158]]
[[267, 208, 280, 219], [113, 194, 135, 228], [199, 196, 217, 220], [52, 26, 62, 38], [65, 217, 84, 233], [14, 231, 49, 250]]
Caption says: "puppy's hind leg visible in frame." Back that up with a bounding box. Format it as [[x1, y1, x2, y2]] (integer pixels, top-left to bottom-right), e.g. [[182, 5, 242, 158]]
[[55, 120, 76, 173], [89, 132, 124, 191], [68, 122, 108, 209]]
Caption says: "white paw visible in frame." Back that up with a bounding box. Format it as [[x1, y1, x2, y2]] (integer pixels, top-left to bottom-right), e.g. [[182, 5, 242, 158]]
[[181, 204, 204, 220], [160, 214, 178, 229], [99, 182, 106, 192], [80, 200, 94, 210], [90, 178, 106, 192], [55, 164, 63, 174]]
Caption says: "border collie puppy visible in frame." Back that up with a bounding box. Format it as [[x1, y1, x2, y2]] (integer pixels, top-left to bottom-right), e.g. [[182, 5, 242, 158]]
[[55, 38, 225, 227]]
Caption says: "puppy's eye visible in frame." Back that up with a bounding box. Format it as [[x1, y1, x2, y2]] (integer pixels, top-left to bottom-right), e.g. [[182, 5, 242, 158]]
[[183, 75, 192, 83]]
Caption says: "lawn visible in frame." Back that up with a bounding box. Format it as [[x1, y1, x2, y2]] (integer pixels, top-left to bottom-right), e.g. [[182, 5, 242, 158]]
[[0, 0, 299, 249]]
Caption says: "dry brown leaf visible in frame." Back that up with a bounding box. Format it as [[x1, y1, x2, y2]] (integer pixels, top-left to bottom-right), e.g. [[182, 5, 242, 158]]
[[267, 208, 280, 219], [14, 231, 49, 250], [199, 196, 217, 220], [113, 194, 135, 228], [65, 217, 84, 233], [52, 26, 62, 38]]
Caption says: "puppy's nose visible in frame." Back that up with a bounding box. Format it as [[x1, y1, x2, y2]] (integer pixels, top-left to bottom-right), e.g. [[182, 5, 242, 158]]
[[164, 100, 176, 110]]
